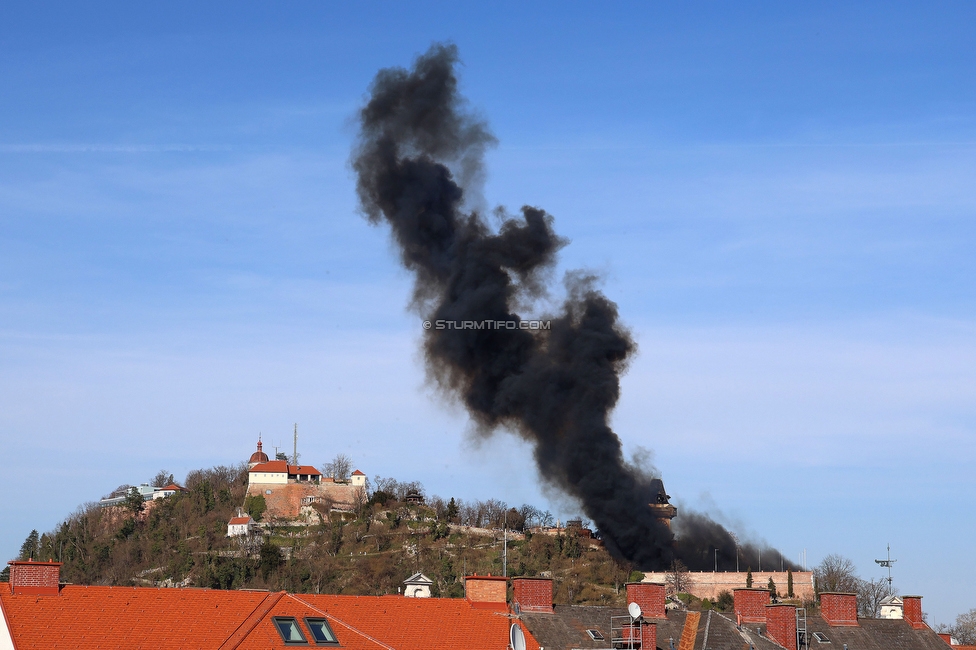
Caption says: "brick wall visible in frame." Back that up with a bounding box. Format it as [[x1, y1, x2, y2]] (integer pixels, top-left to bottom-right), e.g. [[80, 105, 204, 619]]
[[464, 575, 507, 606], [619, 622, 655, 648], [903, 596, 926, 630], [626, 582, 666, 619], [513, 578, 552, 613], [8, 560, 61, 596], [643, 622, 657, 650], [733, 588, 771, 623], [640, 571, 815, 601], [820, 592, 858, 626], [766, 604, 797, 650]]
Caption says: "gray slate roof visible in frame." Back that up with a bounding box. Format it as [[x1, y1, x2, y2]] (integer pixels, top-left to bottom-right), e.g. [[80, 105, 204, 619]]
[[520, 604, 782, 650], [795, 616, 949, 650], [521, 604, 950, 650], [403, 572, 434, 585]]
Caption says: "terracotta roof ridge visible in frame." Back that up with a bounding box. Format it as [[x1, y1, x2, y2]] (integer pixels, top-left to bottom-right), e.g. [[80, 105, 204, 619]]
[[218, 591, 286, 650], [288, 594, 396, 650]]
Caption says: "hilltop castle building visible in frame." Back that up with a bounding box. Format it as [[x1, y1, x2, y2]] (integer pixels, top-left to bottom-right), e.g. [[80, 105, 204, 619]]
[[245, 439, 366, 520]]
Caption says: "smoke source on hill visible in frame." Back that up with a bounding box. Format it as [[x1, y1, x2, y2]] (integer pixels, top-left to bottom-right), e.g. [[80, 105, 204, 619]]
[[352, 43, 793, 572]]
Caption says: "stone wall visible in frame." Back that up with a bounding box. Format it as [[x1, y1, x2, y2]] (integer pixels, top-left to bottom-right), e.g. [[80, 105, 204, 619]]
[[247, 481, 364, 520], [641, 570, 814, 601]]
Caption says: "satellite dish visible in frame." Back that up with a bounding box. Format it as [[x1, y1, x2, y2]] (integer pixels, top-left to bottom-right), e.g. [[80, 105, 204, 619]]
[[510, 623, 526, 650], [628, 602, 643, 620]]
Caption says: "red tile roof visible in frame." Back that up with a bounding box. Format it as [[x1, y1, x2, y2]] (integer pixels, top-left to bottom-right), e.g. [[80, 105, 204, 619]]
[[248, 460, 322, 476], [227, 516, 253, 525], [1, 586, 269, 649], [0, 585, 540, 650], [158, 483, 186, 491], [292, 593, 539, 650], [351, 470, 366, 476]]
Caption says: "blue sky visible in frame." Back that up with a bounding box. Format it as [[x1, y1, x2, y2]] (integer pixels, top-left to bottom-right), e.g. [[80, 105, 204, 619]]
[[2, 1, 975, 623]]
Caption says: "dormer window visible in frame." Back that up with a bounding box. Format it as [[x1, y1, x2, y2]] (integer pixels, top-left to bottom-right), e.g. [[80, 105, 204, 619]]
[[273, 617, 308, 644], [305, 618, 339, 644]]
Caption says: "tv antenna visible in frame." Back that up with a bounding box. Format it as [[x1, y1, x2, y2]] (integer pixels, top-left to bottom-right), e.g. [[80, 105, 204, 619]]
[[293, 423, 298, 465], [874, 543, 896, 589]]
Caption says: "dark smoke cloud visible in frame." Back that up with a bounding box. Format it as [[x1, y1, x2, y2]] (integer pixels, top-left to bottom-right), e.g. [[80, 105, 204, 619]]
[[353, 43, 796, 572]]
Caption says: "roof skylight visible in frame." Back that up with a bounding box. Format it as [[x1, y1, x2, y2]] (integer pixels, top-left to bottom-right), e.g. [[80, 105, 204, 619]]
[[305, 618, 339, 645], [273, 617, 308, 645]]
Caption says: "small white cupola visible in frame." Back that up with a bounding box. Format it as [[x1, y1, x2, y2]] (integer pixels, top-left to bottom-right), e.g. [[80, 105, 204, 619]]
[[403, 572, 434, 598]]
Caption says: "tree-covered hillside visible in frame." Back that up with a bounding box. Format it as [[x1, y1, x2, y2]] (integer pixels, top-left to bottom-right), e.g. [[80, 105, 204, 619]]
[[5, 463, 642, 605]]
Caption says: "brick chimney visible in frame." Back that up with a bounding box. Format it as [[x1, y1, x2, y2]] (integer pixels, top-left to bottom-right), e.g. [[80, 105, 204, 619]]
[[733, 588, 771, 624], [7, 560, 61, 596], [641, 621, 657, 650], [903, 595, 926, 630], [626, 582, 666, 619], [765, 604, 798, 650], [820, 592, 858, 626], [619, 620, 657, 649], [513, 577, 553, 613], [464, 574, 508, 609]]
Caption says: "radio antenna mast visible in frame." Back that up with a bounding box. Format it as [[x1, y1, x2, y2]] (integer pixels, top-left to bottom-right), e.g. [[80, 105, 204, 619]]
[[874, 543, 896, 590]]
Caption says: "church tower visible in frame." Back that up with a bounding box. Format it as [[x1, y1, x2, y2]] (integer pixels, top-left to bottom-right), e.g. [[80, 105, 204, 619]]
[[248, 437, 269, 469]]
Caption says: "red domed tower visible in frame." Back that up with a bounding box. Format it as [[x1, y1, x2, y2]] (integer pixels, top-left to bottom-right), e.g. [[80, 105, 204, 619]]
[[248, 437, 269, 469]]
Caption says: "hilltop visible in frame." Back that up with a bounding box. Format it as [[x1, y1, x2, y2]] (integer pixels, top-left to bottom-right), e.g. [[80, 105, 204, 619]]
[[7, 461, 646, 606]]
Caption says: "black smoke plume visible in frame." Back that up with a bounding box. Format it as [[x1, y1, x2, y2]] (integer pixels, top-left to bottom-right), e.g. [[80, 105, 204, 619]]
[[353, 43, 795, 572]]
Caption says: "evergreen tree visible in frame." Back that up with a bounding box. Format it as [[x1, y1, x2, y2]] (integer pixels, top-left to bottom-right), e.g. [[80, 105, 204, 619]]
[[445, 497, 459, 523], [787, 568, 794, 597], [124, 487, 145, 514], [259, 541, 283, 580], [746, 567, 753, 588], [18, 530, 39, 560], [767, 576, 778, 599], [244, 494, 266, 521]]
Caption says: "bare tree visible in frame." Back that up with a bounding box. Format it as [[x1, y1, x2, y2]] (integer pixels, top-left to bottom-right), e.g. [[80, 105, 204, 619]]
[[518, 504, 542, 528], [948, 609, 976, 645], [665, 559, 689, 596], [399, 481, 425, 502], [370, 475, 425, 502], [352, 485, 368, 518], [460, 500, 479, 526], [105, 484, 133, 499], [857, 577, 894, 618], [150, 470, 174, 487], [482, 499, 508, 528], [814, 554, 861, 594], [321, 454, 353, 482]]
